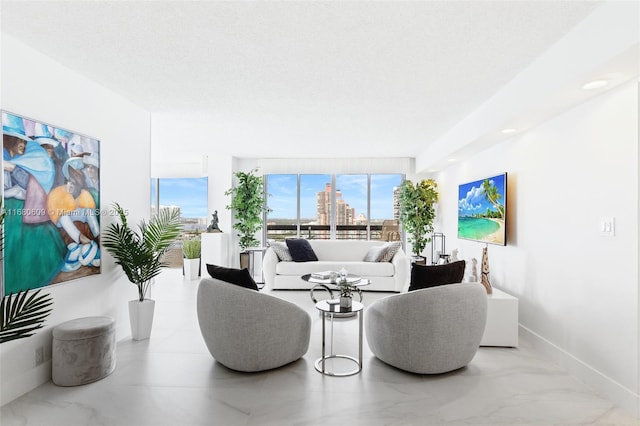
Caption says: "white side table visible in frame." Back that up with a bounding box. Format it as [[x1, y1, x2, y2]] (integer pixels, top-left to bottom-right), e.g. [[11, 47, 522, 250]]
[[481, 287, 519, 347]]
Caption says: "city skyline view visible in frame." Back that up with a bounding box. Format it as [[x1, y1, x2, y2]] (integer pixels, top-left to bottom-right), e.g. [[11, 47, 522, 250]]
[[267, 174, 402, 221]]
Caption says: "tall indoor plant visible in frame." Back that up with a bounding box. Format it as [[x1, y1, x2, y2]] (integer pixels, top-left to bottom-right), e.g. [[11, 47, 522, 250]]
[[102, 202, 181, 340], [398, 179, 439, 262], [225, 168, 268, 269]]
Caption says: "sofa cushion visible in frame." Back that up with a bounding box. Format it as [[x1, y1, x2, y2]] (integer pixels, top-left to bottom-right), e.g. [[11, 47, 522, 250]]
[[363, 245, 386, 262], [269, 241, 292, 261], [285, 238, 318, 262], [379, 241, 402, 262], [408, 260, 466, 291], [206, 264, 258, 291]]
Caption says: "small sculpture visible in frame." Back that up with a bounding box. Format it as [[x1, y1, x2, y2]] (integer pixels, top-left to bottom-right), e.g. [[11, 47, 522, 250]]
[[207, 210, 222, 233], [481, 246, 492, 294], [450, 249, 459, 262], [470, 258, 478, 282]]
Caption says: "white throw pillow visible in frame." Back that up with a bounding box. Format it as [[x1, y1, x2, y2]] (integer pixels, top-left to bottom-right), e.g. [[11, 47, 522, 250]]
[[363, 245, 386, 262]]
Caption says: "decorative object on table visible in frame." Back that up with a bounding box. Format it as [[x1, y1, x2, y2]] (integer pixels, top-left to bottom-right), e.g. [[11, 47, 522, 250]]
[[408, 260, 466, 291], [398, 179, 438, 261], [102, 202, 181, 340], [458, 173, 507, 246], [2, 111, 101, 296], [431, 232, 446, 265], [470, 257, 479, 282], [450, 249, 459, 262], [480, 246, 492, 294], [338, 277, 353, 310], [206, 210, 222, 233], [225, 168, 269, 269], [182, 236, 201, 280]]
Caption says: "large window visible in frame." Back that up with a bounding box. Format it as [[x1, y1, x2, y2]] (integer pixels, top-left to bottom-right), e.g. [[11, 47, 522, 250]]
[[151, 177, 208, 240], [266, 173, 403, 241]]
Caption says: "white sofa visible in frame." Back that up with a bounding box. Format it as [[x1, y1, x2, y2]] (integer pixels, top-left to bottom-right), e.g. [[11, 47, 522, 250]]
[[263, 240, 410, 292]]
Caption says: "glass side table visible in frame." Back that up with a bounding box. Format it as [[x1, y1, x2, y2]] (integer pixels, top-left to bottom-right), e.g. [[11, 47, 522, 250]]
[[314, 299, 364, 377]]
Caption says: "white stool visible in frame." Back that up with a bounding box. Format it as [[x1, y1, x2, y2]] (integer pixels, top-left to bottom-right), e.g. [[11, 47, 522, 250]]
[[52, 316, 116, 386]]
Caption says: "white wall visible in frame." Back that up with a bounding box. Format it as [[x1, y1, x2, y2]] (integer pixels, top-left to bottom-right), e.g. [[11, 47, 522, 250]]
[[1, 35, 152, 405], [433, 81, 639, 416]]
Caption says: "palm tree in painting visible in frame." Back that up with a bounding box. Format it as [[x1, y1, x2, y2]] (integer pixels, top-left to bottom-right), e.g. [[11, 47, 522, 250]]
[[481, 179, 504, 219]]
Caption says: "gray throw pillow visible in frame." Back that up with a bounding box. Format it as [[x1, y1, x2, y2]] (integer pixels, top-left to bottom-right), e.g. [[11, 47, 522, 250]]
[[269, 241, 293, 261], [379, 241, 402, 262]]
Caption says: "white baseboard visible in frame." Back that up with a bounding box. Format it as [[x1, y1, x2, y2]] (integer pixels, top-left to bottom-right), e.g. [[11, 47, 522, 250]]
[[520, 325, 639, 418], [0, 360, 51, 406]]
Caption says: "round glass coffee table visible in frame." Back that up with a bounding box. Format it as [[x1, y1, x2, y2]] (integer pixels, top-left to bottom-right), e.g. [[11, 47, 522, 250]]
[[314, 299, 364, 376], [303, 274, 370, 302]]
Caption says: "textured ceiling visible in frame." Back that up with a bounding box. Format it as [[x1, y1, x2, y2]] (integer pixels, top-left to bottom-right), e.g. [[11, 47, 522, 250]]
[[1, 1, 602, 159]]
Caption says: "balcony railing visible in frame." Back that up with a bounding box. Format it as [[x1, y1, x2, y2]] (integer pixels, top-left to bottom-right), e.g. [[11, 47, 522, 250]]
[[266, 224, 386, 241]]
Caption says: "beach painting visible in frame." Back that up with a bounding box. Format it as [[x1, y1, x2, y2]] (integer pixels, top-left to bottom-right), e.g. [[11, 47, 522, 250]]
[[458, 173, 507, 246]]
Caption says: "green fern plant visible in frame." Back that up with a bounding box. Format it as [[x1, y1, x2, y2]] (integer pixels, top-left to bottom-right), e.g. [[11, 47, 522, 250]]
[[0, 289, 53, 344], [102, 203, 182, 301]]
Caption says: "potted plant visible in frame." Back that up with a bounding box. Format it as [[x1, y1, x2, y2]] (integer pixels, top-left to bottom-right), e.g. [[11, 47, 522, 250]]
[[0, 199, 53, 344], [102, 202, 181, 340], [398, 179, 439, 264], [182, 236, 201, 281], [225, 168, 268, 269]]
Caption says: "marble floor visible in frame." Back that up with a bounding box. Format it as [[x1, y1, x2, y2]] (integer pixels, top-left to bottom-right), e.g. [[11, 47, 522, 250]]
[[1, 268, 638, 426]]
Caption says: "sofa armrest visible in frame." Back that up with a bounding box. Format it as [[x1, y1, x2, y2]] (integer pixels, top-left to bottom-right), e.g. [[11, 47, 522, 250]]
[[262, 247, 279, 290], [391, 248, 410, 292]]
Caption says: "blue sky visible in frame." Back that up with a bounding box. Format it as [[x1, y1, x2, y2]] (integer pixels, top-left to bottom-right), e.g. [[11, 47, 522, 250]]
[[458, 173, 506, 217], [156, 177, 208, 218], [267, 174, 402, 220], [155, 174, 403, 220]]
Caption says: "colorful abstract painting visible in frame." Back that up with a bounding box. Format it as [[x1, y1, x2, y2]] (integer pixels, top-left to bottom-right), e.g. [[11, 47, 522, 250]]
[[458, 173, 507, 246], [2, 111, 101, 295]]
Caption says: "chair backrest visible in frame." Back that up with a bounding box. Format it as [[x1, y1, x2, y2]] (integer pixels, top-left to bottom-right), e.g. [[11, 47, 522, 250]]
[[197, 277, 311, 372], [365, 283, 487, 374]]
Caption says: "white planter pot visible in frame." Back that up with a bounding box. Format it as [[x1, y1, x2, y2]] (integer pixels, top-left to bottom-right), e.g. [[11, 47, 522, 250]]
[[128, 299, 155, 340], [183, 258, 200, 280]]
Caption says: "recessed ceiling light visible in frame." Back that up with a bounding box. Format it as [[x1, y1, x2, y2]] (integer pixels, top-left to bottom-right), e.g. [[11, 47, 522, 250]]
[[501, 128, 517, 134], [582, 79, 609, 90], [447, 158, 456, 162]]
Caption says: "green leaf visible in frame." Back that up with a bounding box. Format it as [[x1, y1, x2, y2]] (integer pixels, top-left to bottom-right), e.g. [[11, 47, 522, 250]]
[[0, 289, 53, 344]]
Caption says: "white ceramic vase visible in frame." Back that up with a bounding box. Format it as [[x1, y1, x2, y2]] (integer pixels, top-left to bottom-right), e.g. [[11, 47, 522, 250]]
[[183, 258, 200, 280], [128, 299, 155, 340]]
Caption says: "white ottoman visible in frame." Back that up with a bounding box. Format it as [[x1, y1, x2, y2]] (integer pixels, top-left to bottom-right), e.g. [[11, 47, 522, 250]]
[[52, 316, 116, 386]]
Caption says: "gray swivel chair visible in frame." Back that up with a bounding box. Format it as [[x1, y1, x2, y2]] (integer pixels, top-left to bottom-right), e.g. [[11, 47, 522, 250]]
[[365, 283, 487, 374], [197, 277, 311, 372]]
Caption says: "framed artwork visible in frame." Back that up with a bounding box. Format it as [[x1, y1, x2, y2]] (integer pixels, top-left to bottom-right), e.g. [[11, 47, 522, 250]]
[[2, 111, 101, 296], [458, 172, 507, 246]]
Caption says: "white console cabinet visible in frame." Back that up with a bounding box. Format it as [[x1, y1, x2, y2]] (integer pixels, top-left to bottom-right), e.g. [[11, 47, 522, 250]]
[[481, 287, 519, 347], [201, 233, 229, 268]]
